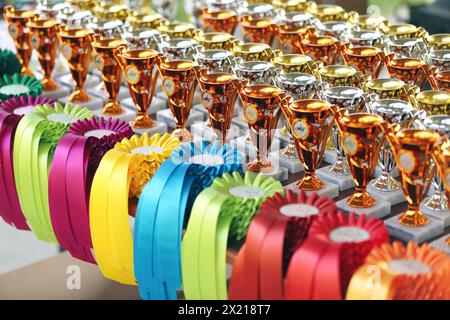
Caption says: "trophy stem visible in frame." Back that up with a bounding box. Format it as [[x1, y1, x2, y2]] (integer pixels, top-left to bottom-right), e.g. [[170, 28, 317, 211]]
[[69, 88, 90, 103], [424, 192, 449, 211], [346, 187, 376, 208], [297, 172, 325, 191], [281, 139, 297, 158], [370, 171, 401, 192], [41, 77, 59, 91], [103, 101, 125, 115], [329, 155, 350, 175], [17, 48, 33, 77], [131, 114, 154, 129], [247, 157, 272, 173], [399, 209, 430, 227]]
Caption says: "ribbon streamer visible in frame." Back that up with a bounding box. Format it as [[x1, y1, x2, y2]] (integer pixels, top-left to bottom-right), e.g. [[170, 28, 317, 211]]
[[182, 171, 284, 300], [13, 103, 92, 242], [0, 95, 55, 230], [134, 140, 243, 300], [48, 117, 133, 263], [346, 241, 450, 300], [229, 189, 337, 300], [284, 212, 389, 300], [0, 73, 43, 102], [90, 133, 180, 285]]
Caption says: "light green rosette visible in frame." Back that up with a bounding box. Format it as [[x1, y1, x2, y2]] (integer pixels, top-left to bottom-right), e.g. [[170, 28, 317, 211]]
[[0, 73, 43, 102], [13, 103, 92, 242], [181, 171, 284, 300]]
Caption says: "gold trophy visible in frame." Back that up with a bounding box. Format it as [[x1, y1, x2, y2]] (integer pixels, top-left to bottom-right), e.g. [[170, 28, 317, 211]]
[[385, 55, 435, 90], [57, 26, 94, 103], [426, 33, 450, 51], [90, 37, 126, 115], [127, 12, 165, 30], [333, 112, 385, 208], [343, 29, 383, 47], [340, 43, 387, 79], [157, 58, 200, 141], [317, 65, 365, 87], [200, 8, 239, 35], [231, 42, 280, 62], [158, 21, 197, 39], [272, 0, 316, 12], [273, 53, 321, 74], [3, 6, 38, 77], [307, 4, 353, 22], [196, 69, 240, 144], [300, 30, 341, 65], [240, 15, 276, 45], [28, 17, 60, 91], [194, 32, 237, 51], [415, 90, 450, 115], [348, 14, 387, 30], [114, 45, 162, 128], [237, 84, 289, 172], [382, 23, 427, 39], [363, 78, 418, 105], [275, 24, 314, 54]]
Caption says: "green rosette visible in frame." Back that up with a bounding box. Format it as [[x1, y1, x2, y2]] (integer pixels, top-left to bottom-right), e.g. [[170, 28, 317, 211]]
[[0, 73, 43, 102], [181, 171, 283, 300], [0, 49, 21, 78], [13, 103, 92, 242]]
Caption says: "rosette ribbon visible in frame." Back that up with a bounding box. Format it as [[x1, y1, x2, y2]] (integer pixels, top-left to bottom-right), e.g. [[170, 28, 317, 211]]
[[134, 140, 243, 300], [284, 212, 389, 300], [346, 241, 450, 300], [90, 133, 180, 285], [0, 49, 21, 77], [229, 189, 337, 300], [181, 172, 284, 300], [48, 117, 134, 263], [0, 95, 55, 230], [13, 103, 92, 242], [0, 73, 43, 102]]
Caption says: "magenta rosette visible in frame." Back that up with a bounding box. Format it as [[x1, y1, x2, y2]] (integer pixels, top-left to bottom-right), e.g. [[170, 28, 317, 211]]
[[0, 95, 55, 230], [48, 117, 133, 263]]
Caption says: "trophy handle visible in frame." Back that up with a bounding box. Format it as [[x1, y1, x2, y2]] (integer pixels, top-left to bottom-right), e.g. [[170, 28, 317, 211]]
[[2, 5, 13, 23], [423, 64, 439, 90], [402, 84, 419, 108], [375, 50, 389, 79], [416, 26, 428, 40], [113, 44, 127, 72], [309, 60, 323, 78], [379, 121, 401, 159], [347, 10, 359, 23], [331, 40, 342, 65]]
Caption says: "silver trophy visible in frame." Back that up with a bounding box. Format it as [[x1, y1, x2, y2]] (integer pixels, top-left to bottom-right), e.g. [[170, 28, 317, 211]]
[[427, 50, 450, 71], [384, 37, 428, 59], [232, 59, 278, 85], [194, 49, 237, 72], [341, 29, 383, 47], [159, 37, 202, 60], [123, 29, 163, 51], [317, 20, 358, 39]]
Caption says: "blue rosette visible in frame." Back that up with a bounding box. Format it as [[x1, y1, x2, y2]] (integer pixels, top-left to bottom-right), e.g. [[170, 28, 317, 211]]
[[134, 140, 243, 300]]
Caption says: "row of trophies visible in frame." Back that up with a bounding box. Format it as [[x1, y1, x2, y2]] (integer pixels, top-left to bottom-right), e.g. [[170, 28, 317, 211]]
[[2, 0, 450, 247]]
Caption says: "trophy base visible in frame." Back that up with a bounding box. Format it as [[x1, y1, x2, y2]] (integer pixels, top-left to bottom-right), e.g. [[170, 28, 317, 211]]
[[430, 235, 450, 255], [244, 163, 288, 182], [274, 128, 290, 147], [419, 199, 450, 227], [373, 166, 399, 178], [269, 151, 304, 174], [92, 107, 137, 123], [190, 121, 242, 143], [336, 196, 391, 219], [59, 95, 103, 111], [323, 149, 337, 164], [385, 214, 444, 243], [42, 85, 71, 100], [230, 135, 281, 159], [368, 182, 406, 206], [316, 166, 355, 191], [121, 96, 167, 115], [156, 109, 205, 129], [284, 181, 339, 199], [231, 117, 249, 131], [34, 69, 69, 81], [87, 85, 130, 103], [131, 121, 168, 136], [56, 73, 101, 91]]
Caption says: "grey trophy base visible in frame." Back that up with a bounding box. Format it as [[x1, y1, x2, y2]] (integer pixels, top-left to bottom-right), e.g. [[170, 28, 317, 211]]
[[230, 135, 281, 158], [56, 73, 101, 91], [190, 121, 242, 143], [59, 95, 103, 111], [430, 235, 450, 255], [373, 166, 399, 178], [34, 69, 69, 81], [316, 165, 355, 191], [420, 200, 450, 227], [87, 85, 130, 103], [385, 214, 444, 243], [231, 116, 248, 131], [155, 91, 167, 100], [42, 85, 71, 100], [244, 163, 288, 182], [131, 121, 168, 136], [323, 148, 337, 164], [368, 182, 406, 206], [269, 151, 304, 174], [336, 196, 391, 219], [121, 96, 166, 115], [92, 107, 137, 123], [274, 129, 290, 147], [156, 109, 205, 129], [284, 181, 339, 199]]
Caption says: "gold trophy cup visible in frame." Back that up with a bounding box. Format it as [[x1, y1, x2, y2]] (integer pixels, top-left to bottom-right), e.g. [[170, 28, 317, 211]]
[[415, 90, 450, 115], [340, 44, 387, 79], [385, 56, 435, 90], [240, 15, 276, 45]]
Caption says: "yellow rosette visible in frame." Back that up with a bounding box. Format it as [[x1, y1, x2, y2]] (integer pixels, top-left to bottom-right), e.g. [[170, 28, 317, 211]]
[[89, 132, 180, 285]]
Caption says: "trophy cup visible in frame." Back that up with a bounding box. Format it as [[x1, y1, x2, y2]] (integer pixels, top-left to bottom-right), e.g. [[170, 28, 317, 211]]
[[333, 112, 389, 217], [300, 30, 341, 65], [157, 58, 200, 141], [231, 42, 280, 62], [273, 53, 321, 74], [237, 83, 289, 180], [114, 45, 167, 134], [422, 115, 450, 227], [272, 0, 316, 12], [382, 23, 427, 39], [319, 87, 378, 191], [28, 17, 70, 100], [194, 32, 237, 51], [124, 29, 163, 51], [195, 68, 240, 144], [363, 78, 418, 105], [415, 90, 450, 115], [427, 50, 450, 72], [307, 4, 353, 22], [127, 12, 165, 30], [384, 37, 427, 59], [200, 8, 239, 35], [193, 49, 235, 72], [385, 56, 435, 90], [348, 14, 387, 30], [160, 38, 202, 60], [3, 6, 38, 77], [426, 33, 450, 51], [275, 24, 314, 54], [341, 29, 383, 47], [158, 21, 197, 39], [317, 21, 356, 39], [240, 15, 277, 45], [430, 70, 450, 91], [281, 98, 338, 197], [340, 43, 387, 79], [367, 99, 424, 205], [381, 126, 444, 242], [232, 60, 278, 85], [274, 72, 328, 174], [317, 64, 365, 87]]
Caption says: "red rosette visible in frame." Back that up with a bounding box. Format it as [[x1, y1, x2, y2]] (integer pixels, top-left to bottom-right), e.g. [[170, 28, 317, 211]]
[[0, 95, 55, 230], [229, 189, 337, 300], [48, 117, 133, 263], [284, 212, 389, 300]]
